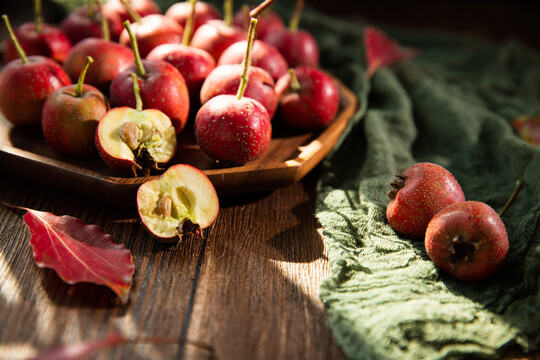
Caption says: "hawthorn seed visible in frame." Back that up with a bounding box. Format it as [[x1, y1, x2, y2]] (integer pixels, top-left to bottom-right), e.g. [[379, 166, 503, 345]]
[[157, 195, 172, 218], [119, 121, 142, 150]]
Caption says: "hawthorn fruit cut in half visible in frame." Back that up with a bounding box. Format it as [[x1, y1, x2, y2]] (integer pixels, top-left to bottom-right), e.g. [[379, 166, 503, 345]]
[[137, 164, 219, 242], [96, 107, 177, 175]]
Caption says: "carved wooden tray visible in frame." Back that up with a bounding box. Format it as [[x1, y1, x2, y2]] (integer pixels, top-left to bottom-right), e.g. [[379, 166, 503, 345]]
[[0, 78, 357, 206]]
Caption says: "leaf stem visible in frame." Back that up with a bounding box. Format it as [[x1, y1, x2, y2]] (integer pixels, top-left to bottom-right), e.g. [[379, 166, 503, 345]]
[[131, 73, 143, 111], [2, 15, 28, 64], [236, 17, 258, 100], [75, 56, 93, 97], [182, 0, 197, 46], [289, 0, 304, 32], [499, 179, 524, 217], [34, 0, 43, 33], [124, 20, 146, 78]]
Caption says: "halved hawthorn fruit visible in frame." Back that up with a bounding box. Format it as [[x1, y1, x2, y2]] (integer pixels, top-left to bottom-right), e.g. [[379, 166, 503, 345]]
[[136, 164, 219, 242]]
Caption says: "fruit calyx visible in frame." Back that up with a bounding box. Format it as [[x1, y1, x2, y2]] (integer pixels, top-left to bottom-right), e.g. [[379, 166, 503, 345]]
[[387, 174, 406, 199], [179, 218, 201, 241], [448, 233, 480, 267]]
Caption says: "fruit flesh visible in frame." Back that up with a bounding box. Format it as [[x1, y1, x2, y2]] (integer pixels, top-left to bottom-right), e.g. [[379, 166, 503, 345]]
[[137, 165, 219, 240], [98, 107, 176, 164]]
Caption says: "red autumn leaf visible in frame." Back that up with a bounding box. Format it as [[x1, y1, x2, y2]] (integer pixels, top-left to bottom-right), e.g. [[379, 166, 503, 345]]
[[23, 208, 134, 303], [513, 114, 540, 146], [363, 25, 420, 78]]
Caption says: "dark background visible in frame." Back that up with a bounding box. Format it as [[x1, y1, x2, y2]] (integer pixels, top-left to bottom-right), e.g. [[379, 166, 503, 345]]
[[0, 0, 539, 52]]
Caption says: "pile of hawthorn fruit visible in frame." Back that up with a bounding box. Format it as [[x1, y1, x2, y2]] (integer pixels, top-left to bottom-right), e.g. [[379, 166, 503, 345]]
[[386, 162, 521, 282], [0, 0, 340, 174], [0, 0, 340, 242]]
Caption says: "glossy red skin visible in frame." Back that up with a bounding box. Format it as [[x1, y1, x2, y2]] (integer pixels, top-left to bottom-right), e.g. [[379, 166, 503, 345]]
[[425, 201, 509, 281], [0, 56, 72, 126], [60, 5, 103, 45], [218, 39, 287, 82], [3, 23, 72, 64], [119, 14, 184, 58], [195, 95, 271, 165], [200, 64, 278, 119], [146, 43, 215, 106], [275, 66, 339, 129], [101, 0, 161, 40], [42, 84, 109, 156], [109, 59, 190, 133], [232, 7, 284, 41], [264, 29, 319, 68], [63, 38, 135, 94], [190, 20, 245, 61], [165, 1, 221, 33], [386, 162, 466, 239]]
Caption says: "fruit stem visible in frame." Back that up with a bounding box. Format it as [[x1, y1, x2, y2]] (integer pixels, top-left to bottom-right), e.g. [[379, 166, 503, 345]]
[[289, 0, 304, 32], [223, 0, 233, 27], [74, 56, 93, 97], [498, 179, 524, 217], [236, 17, 258, 100], [2, 15, 28, 64], [96, 0, 110, 42], [182, 0, 197, 46], [34, 0, 43, 33], [288, 68, 301, 91], [249, 0, 276, 18], [124, 20, 146, 78], [120, 0, 142, 22], [131, 72, 143, 111], [87, 0, 95, 19]]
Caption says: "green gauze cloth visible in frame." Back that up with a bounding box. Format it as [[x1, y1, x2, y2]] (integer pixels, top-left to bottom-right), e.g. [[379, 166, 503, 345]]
[[294, 8, 540, 360]]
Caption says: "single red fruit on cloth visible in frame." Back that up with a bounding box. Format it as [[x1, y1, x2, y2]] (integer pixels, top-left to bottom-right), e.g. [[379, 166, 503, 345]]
[[386, 162, 465, 239], [23, 208, 134, 303], [363, 25, 419, 79], [0, 55, 72, 126], [425, 201, 509, 281], [3, 22, 72, 64], [137, 164, 220, 243], [165, 0, 221, 33], [274, 66, 340, 130]]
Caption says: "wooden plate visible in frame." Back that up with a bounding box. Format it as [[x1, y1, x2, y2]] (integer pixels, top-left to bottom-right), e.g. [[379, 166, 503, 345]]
[[0, 78, 357, 206]]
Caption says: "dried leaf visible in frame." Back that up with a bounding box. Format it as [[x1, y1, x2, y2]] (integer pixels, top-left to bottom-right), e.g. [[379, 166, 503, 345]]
[[23, 208, 134, 303], [513, 115, 540, 146], [30, 333, 125, 360], [363, 25, 420, 78]]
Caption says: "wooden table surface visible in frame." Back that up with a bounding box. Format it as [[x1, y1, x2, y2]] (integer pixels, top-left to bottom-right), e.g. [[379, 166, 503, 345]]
[[1, 1, 540, 359]]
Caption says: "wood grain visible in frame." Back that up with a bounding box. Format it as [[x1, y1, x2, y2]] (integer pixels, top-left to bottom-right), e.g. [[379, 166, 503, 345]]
[[0, 165, 345, 360]]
